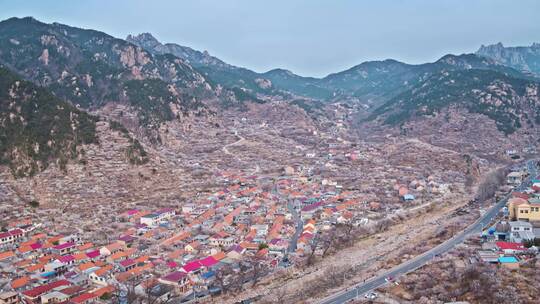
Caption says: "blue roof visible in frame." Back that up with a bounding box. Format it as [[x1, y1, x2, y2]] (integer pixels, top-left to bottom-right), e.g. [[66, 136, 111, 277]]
[[201, 270, 215, 279], [403, 194, 415, 200], [499, 256, 518, 263], [41, 271, 56, 277]]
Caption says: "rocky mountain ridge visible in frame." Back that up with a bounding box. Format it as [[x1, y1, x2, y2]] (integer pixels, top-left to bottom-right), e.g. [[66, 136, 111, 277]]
[[476, 42, 540, 76], [0, 17, 216, 132]]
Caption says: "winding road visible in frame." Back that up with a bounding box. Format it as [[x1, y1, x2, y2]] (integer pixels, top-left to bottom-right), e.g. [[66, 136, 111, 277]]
[[318, 160, 538, 304], [222, 133, 245, 155]]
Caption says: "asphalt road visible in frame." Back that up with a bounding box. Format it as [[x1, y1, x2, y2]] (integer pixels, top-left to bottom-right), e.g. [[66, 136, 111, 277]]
[[319, 160, 538, 304], [286, 200, 303, 254]]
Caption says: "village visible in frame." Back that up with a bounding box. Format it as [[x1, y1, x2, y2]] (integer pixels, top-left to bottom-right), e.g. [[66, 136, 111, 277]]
[[367, 161, 540, 304], [0, 104, 535, 304], [0, 118, 475, 304]]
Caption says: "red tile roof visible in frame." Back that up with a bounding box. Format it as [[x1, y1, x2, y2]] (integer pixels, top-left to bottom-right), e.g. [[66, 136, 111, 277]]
[[52, 242, 75, 250], [496, 241, 526, 251], [71, 292, 97, 303], [22, 280, 70, 298], [182, 261, 202, 272], [162, 271, 187, 282], [199, 256, 218, 267], [119, 258, 136, 267]]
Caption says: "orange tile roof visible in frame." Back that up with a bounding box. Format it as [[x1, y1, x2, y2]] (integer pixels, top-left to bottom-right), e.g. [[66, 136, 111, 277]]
[[79, 262, 96, 271], [26, 262, 46, 272], [105, 242, 124, 252], [73, 252, 88, 261], [257, 248, 268, 257], [0, 250, 15, 261], [39, 254, 55, 264], [94, 265, 113, 277], [212, 251, 226, 261], [239, 241, 259, 250], [109, 251, 128, 261], [18, 245, 34, 254], [46, 236, 63, 245], [129, 263, 153, 275], [187, 240, 200, 249], [19, 240, 35, 247], [31, 233, 47, 241], [160, 231, 190, 246], [94, 260, 106, 267], [134, 255, 149, 264], [92, 285, 115, 297], [14, 259, 32, 268], [11, 276, 30, 289], [77, 243, 94, 251], [115, 272, 133, 283]]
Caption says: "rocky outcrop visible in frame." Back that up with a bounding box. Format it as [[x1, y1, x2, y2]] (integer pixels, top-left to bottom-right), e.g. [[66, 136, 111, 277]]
[[477, 42, 540, 76]]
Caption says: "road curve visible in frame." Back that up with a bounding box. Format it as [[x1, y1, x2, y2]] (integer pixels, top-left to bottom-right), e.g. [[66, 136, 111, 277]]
[[318, 160, 538, 304]]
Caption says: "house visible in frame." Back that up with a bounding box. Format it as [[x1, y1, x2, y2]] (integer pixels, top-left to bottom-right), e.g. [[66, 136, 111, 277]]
[[268, 239, 287, 255], [44, 260, 68, 276], [507, 197, 540, 222], [117, 235, 136, 246], [0, 250, 15, 262], [89, 265, 114, 286], [71, 292, 99, 304], [40, 290, 70, 304], [99, 242, 125, 256], [159, 271, 190, 293], [0, 229, 24, 246], [403, 194, 415, 202], [209, 233, 234, 248], [182, 260, 202, 273], [495, 241, 526, 254], [477, 250, 499, 263], [140, 208, 176, 227], [508, 221, 535, 243], [185, 241, 201, 253], [0, 292, 18, 304], [198, 256, 218, 270], [140, 214, 161, 227], [301, 202, 323, 220], [21, 280, 71, 302], [507, 172, 523, 185], [119, 258, 137, 272], [52, 242, 76, 255]]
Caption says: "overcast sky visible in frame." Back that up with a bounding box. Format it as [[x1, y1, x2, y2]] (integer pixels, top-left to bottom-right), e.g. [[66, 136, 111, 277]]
[[2, 0, 540, 77]]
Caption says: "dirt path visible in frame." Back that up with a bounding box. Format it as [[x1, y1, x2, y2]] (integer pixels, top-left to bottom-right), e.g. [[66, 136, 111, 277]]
[[222, 134, 246, 155]]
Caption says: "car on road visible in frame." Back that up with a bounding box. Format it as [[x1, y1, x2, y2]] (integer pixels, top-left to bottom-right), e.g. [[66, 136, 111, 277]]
[[385, 276, 394, 282], [364, 292, 377, 299]]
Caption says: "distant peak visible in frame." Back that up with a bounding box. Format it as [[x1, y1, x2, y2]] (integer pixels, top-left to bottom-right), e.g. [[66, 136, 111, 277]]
[[477, 42, 505, 52], [265, 68, 296, 77], [126, 32, 162, 49], [1, 16, 40, 24]]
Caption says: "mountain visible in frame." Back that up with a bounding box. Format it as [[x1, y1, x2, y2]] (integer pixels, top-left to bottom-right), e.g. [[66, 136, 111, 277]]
[[127, 33, 337, 100], [127, 32, 276, 97], [369, 68, 540, 134], [128, 32, 536, 109], [126, 32, 229, 69], [476, 42, 540, 76], [0, 17, 214, 130], [0, 66, 98, 177], [261, 68, 331, 99], [321, 54, 536, 107]]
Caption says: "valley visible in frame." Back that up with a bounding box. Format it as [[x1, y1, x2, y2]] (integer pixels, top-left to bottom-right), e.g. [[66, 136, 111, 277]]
[[0, 14, 540, 304]]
